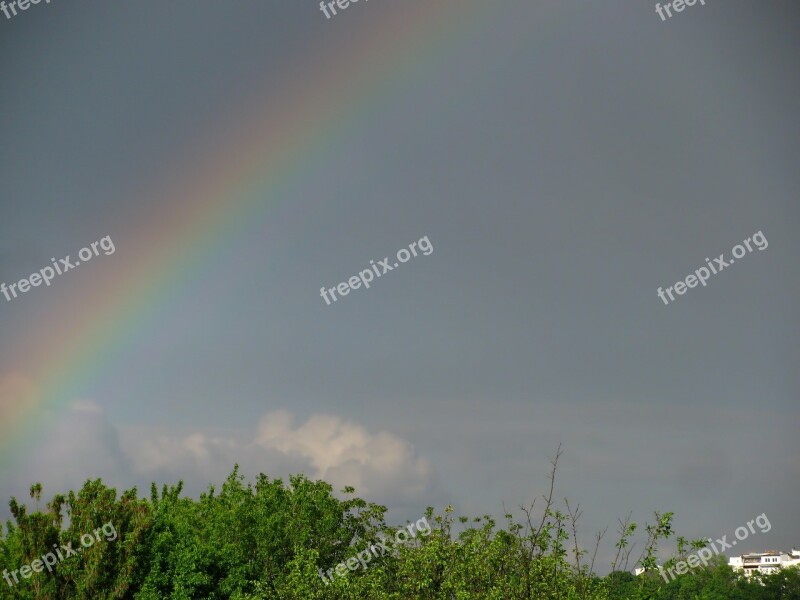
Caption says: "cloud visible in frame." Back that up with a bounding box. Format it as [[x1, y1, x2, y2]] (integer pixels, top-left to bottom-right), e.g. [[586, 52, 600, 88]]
[[3, 403, 436, 516], [8, 400, 130, 495], [254, 410, 434, 502]]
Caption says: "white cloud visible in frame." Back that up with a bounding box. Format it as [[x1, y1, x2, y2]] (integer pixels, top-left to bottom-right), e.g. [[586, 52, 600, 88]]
[[4, 404, 436, 516], [254, 410, 434, 502], [14, 400, 131, 494]]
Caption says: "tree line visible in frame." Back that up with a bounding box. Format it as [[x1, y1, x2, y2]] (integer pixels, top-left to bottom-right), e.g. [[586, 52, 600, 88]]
[[1, 455, 797, 599]]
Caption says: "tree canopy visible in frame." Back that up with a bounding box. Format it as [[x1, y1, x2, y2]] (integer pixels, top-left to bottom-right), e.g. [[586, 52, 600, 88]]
[[1, 465, 797, 599]]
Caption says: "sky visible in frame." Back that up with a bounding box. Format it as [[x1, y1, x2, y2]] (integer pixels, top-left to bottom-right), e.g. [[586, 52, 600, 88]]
[[1, 0, 798, 571]]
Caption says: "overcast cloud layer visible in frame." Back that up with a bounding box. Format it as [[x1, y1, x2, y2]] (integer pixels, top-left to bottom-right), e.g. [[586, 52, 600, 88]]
[[1, 0, 798, 571]]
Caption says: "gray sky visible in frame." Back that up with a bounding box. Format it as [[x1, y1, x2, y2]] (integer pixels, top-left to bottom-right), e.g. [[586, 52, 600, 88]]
[[1, 0, 798, 570]]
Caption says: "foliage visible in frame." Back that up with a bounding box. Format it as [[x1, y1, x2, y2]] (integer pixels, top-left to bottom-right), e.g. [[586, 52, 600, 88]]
[[0, 459, 795, 599]]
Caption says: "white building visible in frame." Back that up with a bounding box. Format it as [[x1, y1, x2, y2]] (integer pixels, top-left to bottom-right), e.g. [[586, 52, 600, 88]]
[[729, 549, 800, 577]]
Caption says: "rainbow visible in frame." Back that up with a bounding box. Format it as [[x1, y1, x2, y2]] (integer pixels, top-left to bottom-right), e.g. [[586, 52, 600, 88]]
[[0, 0, 491, 473]]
